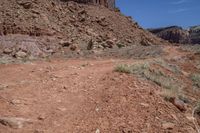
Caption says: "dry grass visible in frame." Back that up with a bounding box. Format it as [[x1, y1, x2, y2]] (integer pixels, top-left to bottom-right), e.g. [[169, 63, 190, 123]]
[[115, 59, 184, 100], [180, 45, 200, 54], [114, 64, 132, 74], [190, 74, 200, 88], [195, 101, 200, 115]]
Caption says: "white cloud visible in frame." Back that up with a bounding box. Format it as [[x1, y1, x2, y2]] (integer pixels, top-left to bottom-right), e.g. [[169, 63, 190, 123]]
[[168, 8, 189, 13], [171, 0, 188, 5]]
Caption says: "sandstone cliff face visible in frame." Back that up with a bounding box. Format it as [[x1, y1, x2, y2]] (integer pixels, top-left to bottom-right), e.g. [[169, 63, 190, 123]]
[[148, 26, 200, 44]]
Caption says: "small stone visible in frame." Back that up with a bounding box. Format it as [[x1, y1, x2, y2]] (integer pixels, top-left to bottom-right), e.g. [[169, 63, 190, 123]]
[[0, 117, 32, 129], [87, 39, 94, 50], [185, 114, 194, 121], [11, 99, 21, 105], [0, 84, 8, 90], [57, 107, 67, 112], [172, 98, 186, 112], [95, 129, 100, 133], [125, 38, 132, 43], [70, 44, 78, 51], [63, 86, 67, 90], [171, 114, 178, 121], [95, 107, 99, 112], [37, 114, 46, 121], [3, 48, 13, 54], [17, 1, 32, 9], [162, 122, 175, 130], [15, 51, 27, 58], [59, 40, 72, 47], [140, 103, 149, 108], [88, 76, 92, 79], [106, 40, 115, 48]]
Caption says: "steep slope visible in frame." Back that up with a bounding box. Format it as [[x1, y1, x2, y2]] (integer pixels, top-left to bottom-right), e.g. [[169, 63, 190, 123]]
[[0, 0, 165, 59]]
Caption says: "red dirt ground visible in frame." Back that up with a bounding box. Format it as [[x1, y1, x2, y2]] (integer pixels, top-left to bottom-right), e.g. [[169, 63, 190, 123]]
[[0, 54, 198, 132]]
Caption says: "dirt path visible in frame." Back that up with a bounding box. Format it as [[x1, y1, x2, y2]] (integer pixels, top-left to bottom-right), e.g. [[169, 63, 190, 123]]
[[0, 58, 196, 133]]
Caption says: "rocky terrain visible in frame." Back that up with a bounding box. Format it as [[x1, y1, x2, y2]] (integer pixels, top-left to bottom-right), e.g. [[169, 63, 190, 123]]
[[0, 0, 200, 133], [148, 25, 200, 44], [0, 0, 165, 61]]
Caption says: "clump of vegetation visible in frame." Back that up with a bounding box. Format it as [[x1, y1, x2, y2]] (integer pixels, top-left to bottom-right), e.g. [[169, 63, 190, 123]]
[[115, 60, 184, 101], [114, 63, 149, 74], [195, 101, 200, 115], [116, 42, 125, 48], [154, 58, 181, 74], [190, 74, 200, 88], [161, 87, 180, 101], [114, 64, 132, 74], [180, 45, 200, 54]]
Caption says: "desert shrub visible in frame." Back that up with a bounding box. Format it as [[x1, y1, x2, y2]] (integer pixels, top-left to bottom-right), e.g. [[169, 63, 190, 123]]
[[143, 68, 180, 90], [154, 58, 181, 74], [115, 61, 182, 90], [114, 64, 132, 74], [115, 62, 150, 74], [195, 101, 200, 115], [116, 42, 125, 48], [190, 74, 200, 88], [162, 88, 180, 101]]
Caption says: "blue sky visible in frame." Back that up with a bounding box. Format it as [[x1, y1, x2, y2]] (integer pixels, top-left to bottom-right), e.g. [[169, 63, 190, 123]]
[[116, 0, 200, 28]]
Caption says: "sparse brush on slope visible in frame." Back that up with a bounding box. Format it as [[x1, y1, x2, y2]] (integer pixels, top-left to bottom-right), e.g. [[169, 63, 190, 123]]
[[115, 59, 184, 101], [192, 101, 200, 133], [190, 74, 200, 88]]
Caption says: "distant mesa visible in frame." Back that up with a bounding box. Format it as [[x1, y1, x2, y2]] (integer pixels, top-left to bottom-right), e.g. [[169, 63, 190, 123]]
[[148, 25, 200, 44]]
